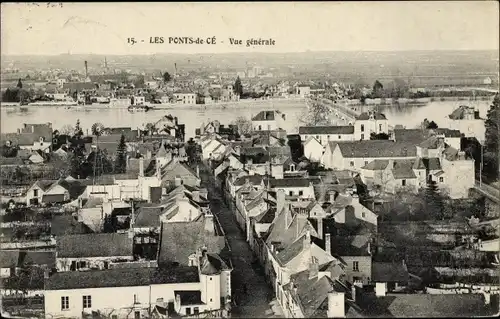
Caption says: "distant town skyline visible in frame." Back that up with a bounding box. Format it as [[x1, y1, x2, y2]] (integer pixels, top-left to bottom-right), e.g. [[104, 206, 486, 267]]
[[1, 2, 499, 56]]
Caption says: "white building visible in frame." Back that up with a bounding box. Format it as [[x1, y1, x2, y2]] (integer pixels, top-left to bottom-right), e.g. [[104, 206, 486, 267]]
[[354, 111, 390, 141], [251, 110, 286, 131], [299, 126, 355, 146], [174, 92, 197, 105], [44, 254, 231, 319]]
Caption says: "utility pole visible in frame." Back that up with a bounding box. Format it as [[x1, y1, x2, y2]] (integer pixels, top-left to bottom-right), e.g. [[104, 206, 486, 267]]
[[480, 143, 483, 187]]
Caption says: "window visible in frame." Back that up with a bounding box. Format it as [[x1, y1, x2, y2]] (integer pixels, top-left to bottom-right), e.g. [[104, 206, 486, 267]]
[[194, 307, 199, 315], [209, 277, 212, 281], [379, 124, 382, 131], [364, 161, 368, 166], [327, 135, 330, 140], [360, 124, 365, 132], [186, 308, 192, 315], [299, 190, 303, 196], [350, 161, 354, 167], [402, 179, 406, 186], [338, 135, 341, 139], [289, 191, 293, 196], [134, 311, 140, 319], [362, 212, 366, 218], [134, 294, 139, 304], [439, 177, 444, 183], [316, 135, 320, 140], [353, 261, 359, 272], [61, 296, 69, 310], [83, 295, 92, 309], [361, 134, 365, 140], [210, 298, 213, 302], [258, 125, 262, 131], [33, 189, 38, 197]]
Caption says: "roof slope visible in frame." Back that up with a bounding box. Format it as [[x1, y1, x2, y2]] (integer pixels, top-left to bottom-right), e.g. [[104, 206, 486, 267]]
[[56, 233, 133, 258], [334, 141, 416, 158]]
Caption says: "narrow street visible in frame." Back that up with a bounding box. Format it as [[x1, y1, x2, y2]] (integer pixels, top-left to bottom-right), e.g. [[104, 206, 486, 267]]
[[198, 163, 282, 318]]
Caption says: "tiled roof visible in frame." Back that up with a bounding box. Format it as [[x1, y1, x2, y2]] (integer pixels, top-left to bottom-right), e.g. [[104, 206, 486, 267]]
[[333, 141, 417, 158], [393, 129, 427, 144], [34, 179, 57, 191], [266, 208, 318, 248], [134, 206, 164, 228], [252, 110, 280, 121], [255, 207, 277, 224], [362, 160, 390, 170], [233, 174, 264, 186], [56, 233, 133, 258], [42, 194, 66, 203], [422, 158, 442, 170], [356, 112, 387, 120], [358, 293, 498, 317], [45, 266, 200, 290], [51, 214, 94, 236], [371, 262, 409, 283], [175, 290, 203, 305], [268, 177, 321, 188], [276, 235, 307, 265], [330, 234, 371, 257], [0, 250, 56, 268], [159, 216, 226, 266], [299, 126, 354, 135], [392, 160, 417, 179], [298, 275, 350, 318]]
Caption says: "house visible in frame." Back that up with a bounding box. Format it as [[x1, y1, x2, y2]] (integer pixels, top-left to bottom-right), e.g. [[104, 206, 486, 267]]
[[158, 214, 227, 267], [44, 260, 231, 319], [321, 140, 417, 172], [360, 159, 422, 194], [416, 135, 475, 199], [354, 111, 389, 141], [295, 85, 311, 97], [299, 126, 355, 146], [0, 250, 55, 279], [280, 259, 351, 318], [371, 261, 409, 293], [201, 136, 227, 160], [159, 159, 201, 188], [447, 105, 485, 142], [393, 128, 462, 151], [1, 123, 54, 153], [251, 110, 286, 131], [303, 137, 324, 162], [55, 233, 134, 272], [326, 232, 373, 285], [267, 177, 318, 199], [173, 91, 197, 105], [25, 178, 88, 206], [325, 193, 378, 227]]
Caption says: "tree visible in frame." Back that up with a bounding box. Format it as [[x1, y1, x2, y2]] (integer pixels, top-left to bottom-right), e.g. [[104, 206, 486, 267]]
[[60, 125, 74, 135], [299, 100, 333, 126], [427, 121, 439, 129], [162, 72, 171, 83], [372, 80, 384, 98], [232, 116, 252, 135], [424, 181, 445, 220], [114, 134, 127, 174], [483, 93, 499, 181], [16, 79, 22, 89], [74, 119, 83, 139], [234, 76, 243, 96]]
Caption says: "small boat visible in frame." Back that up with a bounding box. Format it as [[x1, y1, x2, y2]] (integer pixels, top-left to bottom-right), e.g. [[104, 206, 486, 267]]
[[128, 104, 151, 112]]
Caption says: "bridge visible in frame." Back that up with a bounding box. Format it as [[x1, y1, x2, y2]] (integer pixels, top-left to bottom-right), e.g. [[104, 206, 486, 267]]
[[313, 98, 360, 124]]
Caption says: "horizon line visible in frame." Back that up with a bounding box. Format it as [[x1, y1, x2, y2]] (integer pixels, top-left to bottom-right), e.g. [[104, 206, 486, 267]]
[[1, 48, 499, 58]]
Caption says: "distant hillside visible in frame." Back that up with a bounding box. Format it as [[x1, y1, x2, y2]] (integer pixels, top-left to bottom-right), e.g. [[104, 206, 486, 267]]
[[2, 50, 498, 80]]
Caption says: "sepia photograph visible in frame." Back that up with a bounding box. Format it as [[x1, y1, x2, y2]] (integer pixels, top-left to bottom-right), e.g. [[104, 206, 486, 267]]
[[0, 1, 499, 318]]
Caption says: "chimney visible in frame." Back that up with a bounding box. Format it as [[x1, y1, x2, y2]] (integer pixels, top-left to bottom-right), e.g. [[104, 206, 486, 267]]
[[139, 157, 144, 177], [375, 282, 387, 297], [327, 292, 345, 318], [204, 213, 215, 235], [483, 292, 491, 305], [309, 256, 319, 279], [352, 281, 362, 303], [32, 125, 35, 133], [317, 217, 324, 239], [325, 233, 331, 254], [84, 60, 88, 79], [277, 189, 286, 214], [303, 230, 311, 250], [174, 176, 182, 186], [329, 191, 336, 203]]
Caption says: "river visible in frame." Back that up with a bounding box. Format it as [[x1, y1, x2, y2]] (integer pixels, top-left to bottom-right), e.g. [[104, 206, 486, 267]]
[[0, 97, 494, 139]]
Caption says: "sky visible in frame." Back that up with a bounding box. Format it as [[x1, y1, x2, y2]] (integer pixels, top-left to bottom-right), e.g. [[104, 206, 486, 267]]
[[1, 2, 499, 55]]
